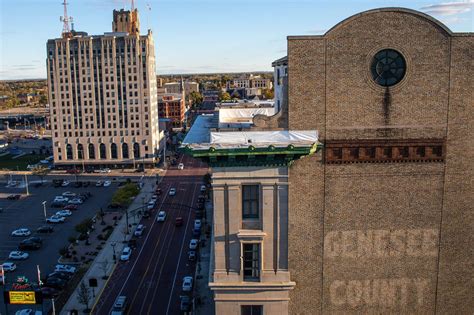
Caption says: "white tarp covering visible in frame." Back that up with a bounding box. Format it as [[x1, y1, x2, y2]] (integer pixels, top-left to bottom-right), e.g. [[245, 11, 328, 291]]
[[210, 130, 318, 148], [218, 107, 276, 124]]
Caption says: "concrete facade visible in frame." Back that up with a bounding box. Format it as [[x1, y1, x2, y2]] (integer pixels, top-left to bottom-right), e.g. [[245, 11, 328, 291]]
[[209, 167, 295, 315], [287, 8, 473, 314], [47, 9, 159, 167]]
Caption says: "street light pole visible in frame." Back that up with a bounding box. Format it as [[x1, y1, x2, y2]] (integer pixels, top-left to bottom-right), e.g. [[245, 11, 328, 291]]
[[24, 174, 29, 196], [42, 201, 47, 222], [111, 242, 116, 262]]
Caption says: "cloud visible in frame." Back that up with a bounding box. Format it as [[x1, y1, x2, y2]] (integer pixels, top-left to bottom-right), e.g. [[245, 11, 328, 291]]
[[421, 0, 474, 16]]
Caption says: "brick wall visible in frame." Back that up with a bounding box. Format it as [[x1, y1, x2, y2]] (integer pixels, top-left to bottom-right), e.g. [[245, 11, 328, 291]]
[[287, 8, 473, 314]]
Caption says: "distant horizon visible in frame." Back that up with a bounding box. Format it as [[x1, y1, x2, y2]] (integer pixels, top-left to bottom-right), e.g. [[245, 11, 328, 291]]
[[1, 0, 472, 80]]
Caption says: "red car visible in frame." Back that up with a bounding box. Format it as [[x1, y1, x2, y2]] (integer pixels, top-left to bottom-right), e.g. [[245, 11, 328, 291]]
[[66, 168, 81, 174], [175, 217, 183, 226], [63, 204, 78, 210]]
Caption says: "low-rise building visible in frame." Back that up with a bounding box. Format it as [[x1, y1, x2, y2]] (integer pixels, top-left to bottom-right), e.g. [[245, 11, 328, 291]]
[[158, 93, 186, 127], [272, 56, 288, 112]]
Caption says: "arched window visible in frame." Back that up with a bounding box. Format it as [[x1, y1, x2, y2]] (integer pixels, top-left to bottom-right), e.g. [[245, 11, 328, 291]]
[[99, 143, 106, 160], [66, 144, 73, 160], [88, 144, 95, 159], [111, 143, 118, 159], [133, 143, 140, 159], [122, 143, 129, 159], [77, 144, 84, 160]]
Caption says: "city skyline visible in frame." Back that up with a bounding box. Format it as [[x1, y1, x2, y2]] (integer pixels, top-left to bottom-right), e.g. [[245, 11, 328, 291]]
[[1, 0, 473, 80]]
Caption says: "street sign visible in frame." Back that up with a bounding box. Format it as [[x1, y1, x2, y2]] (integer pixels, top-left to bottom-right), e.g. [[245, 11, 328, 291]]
[[4, 291, 38, 304]]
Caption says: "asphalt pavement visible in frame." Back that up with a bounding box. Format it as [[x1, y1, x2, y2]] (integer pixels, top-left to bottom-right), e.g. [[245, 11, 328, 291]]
[[91, 154, 208, 315]]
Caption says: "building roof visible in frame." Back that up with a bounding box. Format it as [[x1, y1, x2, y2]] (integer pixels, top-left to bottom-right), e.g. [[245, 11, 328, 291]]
[[272, 56, 288, 67]]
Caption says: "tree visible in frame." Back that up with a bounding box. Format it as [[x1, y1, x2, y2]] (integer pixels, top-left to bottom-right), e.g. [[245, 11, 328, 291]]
[[77, 281, 92, 312], [39, 94, 48, 105], [100, 259, 109, 279], [189, 91, 203, 109], [262, 89, 274, 100], [32, 165, 49, 184], [219, 92, 231, 101]]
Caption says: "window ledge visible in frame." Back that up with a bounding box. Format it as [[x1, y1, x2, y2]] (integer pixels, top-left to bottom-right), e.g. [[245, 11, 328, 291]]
[[237, 230, 266, 240]]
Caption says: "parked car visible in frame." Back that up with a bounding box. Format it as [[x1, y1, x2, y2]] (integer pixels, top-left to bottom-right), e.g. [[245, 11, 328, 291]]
[[19, 240, 41, 250], [25, 237, 42, 244], [68, 198, 83, 205], [53, 196, 69, 203], [147, 201, 155, 210], [200, 185, 207, 192], [194, 219, 202, 230], [54, 264, 76, 273], [178, 163, 184, 170], [175, 217, 183, 227], [134, 224, 145, 236], [63, 204, 78, 210], [1, 262, 17, 272], [56, 210, 72, 217], [47, 271, 73, 280], [11, 228, 31, 237], [61, 180, 70, 187], [180, 295, 191, 312], [169, 188, 176, 196], [46, 215, 65, 223], [182, 276, 193, 291], [95, 180, 103, 187], [66, 168, 81, 174], [189, 239, 199, 250], [103, 180, 112, 187], [74, 181, 83, 188], [52, 179, 64, 187], [6, 194, 21, 200], [155, 188, 162, 195], [112, 296, 128, 314], [120, 247, 132, 261], [100, 168, 111, 173], [192, 229, 201, 238], [188, 251, 196, 262], [51, 201, 67, 208], [45, 277, 67, 289], [36, 225, 54, 233], [157, 211, 166, 222], [41, 286, 60, 298], [8, 251, 29, 260], [62, 191, 76, 197]]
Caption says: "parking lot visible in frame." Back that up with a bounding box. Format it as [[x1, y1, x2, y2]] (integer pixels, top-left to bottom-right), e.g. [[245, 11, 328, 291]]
[[0, 175, 119, 313]]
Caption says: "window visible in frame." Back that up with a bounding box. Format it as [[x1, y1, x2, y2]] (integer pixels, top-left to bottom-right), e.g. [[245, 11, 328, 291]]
[[242, 185, 259, 219], [243, 244, 260, 281], [370, 49, 406, 87], [241, 305, 262, 315]]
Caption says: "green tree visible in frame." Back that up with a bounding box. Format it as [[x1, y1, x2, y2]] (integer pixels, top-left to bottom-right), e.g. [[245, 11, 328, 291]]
[[189, 91, 203, 108], [262, 89, 274, 100], [32, 165, 49, 184], [39, 94, 48, 105], [219, 92, 231, 101]]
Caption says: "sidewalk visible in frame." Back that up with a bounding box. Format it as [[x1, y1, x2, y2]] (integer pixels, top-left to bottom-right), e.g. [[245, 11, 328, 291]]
[[60, 175, 158, 315], [193, 199, 215, 315]]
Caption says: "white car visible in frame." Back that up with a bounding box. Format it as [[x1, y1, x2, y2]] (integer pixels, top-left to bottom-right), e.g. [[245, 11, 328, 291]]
[[9, 251, 29, 260], [200, 185, 206, 192], [178, 163, 184, 170], [150, 195, 158, 203], [54, 264, 76, 273], [189, 239, 199, 250], [56, 209, 72, 217], [157, 211, 166, 222], [182, 276, 193, 291], [62, 191, 76, 197], [54, 196, 69, 203], [61, 180, 70, 187], [11, 228, 31, 237], [120, 247, 132, 261], [169, 188, 176, 196], [14, 309, 40, 315], [1, 262, 17, 272], [194, 219, 202, 230], [95, 180, 103, 187], [134, 224, 146, 236], [68, 198, 83, 204], [46, 215, 66, 223], [103, 180, 112, 187], [100, 168, 111, 173], [147, 201, 155, 210]]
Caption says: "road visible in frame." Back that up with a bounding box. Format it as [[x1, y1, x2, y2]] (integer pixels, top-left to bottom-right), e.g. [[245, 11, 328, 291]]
[[92, 154, 208, 315]]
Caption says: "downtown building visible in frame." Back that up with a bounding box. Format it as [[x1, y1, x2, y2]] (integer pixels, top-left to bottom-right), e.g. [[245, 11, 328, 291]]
[[182, 8, 473, 315], [47, 8, 160, 168]]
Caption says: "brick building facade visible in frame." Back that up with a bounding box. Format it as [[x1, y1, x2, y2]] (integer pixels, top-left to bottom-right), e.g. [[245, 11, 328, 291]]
[[287, 8, 473, 314]]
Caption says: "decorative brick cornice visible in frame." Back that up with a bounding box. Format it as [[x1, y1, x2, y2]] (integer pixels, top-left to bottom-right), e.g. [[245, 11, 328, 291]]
[[324, 139, 445, 164]]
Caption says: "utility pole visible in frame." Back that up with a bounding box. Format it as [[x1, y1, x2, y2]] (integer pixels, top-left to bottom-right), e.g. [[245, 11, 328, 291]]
[[42, 201, 47, 222]]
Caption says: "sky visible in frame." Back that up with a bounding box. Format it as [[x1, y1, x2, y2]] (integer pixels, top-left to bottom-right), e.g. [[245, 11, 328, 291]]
[[0, 0, 473, 80]]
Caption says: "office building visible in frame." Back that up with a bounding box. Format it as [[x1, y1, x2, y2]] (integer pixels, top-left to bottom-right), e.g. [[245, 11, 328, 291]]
[[47, 8, 159, 168], [158, 93, 186, 127]]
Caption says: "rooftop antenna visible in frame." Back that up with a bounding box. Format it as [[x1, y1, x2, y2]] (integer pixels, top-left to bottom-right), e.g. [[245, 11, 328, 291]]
[[60, 0, 73, 37], [131, 0, 135, 10]]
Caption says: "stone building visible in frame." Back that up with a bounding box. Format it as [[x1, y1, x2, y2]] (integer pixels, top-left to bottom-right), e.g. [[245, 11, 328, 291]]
[[182, 7, 473, 315], [47, 8, 160, 168]]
